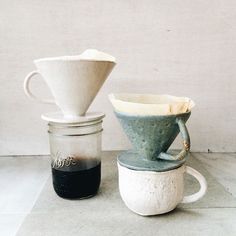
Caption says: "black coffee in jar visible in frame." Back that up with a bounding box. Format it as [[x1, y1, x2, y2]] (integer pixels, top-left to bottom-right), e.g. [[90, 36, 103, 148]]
[[51, 161, 101, 199]]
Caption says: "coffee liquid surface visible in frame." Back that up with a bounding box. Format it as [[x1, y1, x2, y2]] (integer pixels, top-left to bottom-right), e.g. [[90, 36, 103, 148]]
[[52, 161, 101, 199]]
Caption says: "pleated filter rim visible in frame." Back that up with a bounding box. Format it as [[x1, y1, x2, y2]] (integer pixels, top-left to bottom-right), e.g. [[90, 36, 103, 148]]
[[109, 93, 195, 116]]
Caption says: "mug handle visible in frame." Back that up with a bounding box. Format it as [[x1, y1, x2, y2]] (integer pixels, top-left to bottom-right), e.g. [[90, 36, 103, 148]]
[[158, 117, 190, 161], [181, 166, 207, 204], [23, 70, 55, 104]]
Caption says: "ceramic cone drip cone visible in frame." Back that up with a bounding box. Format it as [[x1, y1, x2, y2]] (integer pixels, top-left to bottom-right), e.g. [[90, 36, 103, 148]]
[[115, 111, 191, 161], [109, 93, 194, 162], [24, 49, 116, 119]]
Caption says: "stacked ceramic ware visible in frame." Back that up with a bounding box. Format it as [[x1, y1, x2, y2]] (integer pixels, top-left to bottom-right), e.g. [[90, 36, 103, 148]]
[[24, 49, 116, 199], [109, 93, 207, 215], [24, 50, 207, 216]]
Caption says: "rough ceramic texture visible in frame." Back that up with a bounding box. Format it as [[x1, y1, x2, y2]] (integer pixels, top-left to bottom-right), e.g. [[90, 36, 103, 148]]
[[115, 111, 190, 161], [24, 50, 116, 119], [118, 163, 185, 216], [118, 163, 207, 216]]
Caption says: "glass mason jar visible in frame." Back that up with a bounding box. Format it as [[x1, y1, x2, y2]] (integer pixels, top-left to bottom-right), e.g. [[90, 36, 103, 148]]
[[47, 115, 104, 199]]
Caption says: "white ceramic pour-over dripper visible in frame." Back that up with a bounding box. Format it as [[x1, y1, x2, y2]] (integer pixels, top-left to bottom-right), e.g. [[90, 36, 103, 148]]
[[24, 49, 116, 119]]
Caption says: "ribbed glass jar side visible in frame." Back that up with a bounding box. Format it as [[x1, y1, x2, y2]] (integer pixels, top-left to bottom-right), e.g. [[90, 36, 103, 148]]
[[48, 119, 103, 171]]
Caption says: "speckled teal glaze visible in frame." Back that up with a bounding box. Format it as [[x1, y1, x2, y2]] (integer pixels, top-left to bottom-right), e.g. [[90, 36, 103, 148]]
[[115, 111, 191, 161]]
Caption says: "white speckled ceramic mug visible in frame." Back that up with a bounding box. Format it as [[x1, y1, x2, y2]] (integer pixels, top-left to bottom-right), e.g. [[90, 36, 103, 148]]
[[118, 163, 207, 216]]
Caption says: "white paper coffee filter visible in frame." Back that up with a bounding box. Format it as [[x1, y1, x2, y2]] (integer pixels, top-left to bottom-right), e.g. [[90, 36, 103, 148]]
[[35, 49, 116, 63], [79, 49, 116, 62], [109, 93, 195, 115]]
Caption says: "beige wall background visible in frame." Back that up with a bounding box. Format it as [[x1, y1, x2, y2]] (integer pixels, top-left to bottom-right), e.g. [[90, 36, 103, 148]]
[[0, 0, 236, 155]]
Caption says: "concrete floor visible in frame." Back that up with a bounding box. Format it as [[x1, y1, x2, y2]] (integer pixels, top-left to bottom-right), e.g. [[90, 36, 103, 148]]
[[0, 152, 236, 236]]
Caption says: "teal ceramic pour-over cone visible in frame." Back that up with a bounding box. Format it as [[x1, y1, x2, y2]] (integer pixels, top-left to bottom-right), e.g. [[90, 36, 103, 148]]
[[115, 111, 190, 161], [109, 94, 194, 163]]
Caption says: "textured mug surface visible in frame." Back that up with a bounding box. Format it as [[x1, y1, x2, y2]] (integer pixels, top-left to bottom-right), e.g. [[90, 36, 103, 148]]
[[115, 111, 191, 161], [118, 163, 207, 216]]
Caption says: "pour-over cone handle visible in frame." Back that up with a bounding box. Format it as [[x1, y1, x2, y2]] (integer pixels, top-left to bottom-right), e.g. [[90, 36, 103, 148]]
[[158, 118, 190, 161], [24, 71, 55, 104]]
